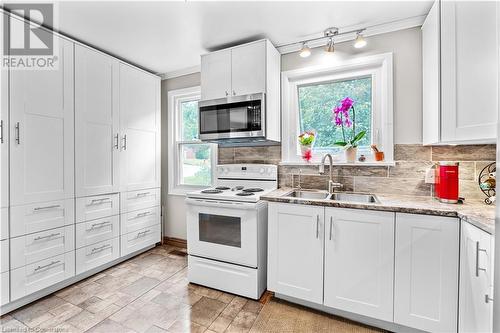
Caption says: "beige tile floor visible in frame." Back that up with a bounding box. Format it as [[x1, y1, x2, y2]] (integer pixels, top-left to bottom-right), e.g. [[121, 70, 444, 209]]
[[1, 245, 385, 333]]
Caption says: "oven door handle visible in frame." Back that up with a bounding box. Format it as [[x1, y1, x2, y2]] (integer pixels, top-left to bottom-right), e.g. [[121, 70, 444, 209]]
[[185, 198, 259, 210]]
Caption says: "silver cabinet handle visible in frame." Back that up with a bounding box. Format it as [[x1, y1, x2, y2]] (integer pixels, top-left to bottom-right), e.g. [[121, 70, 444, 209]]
[[34, 232, 60, 241], [34, 260, 60, 272], [90, 198, 110, 205], [88, 221, 111, 231], [225, 91, 229, 96], [486, 294, 494, 303], [90, 244, 112, 254], [122, 134, 127, 150], [34, 204, 60, 211], [329, 216, 333, 241], [136, 211, 150, 218], [15, 122, 20, 144], [114, 133, 119, 150], [136, 229, 151, 239], [0, 120, 3, 143], [316, 215, 320, 239], [476, 241, 488, 276], [136, 192, 150, 197], [232, 90, 236, 96]]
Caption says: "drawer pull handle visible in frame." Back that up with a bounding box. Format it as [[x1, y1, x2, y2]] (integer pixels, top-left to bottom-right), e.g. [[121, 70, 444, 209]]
[[316, 215, 320, 239], [486, 294, 494, 303], [136, 211, 150, 218], [88, 221, 111, 230], [15, 122, 20, 144], [90, 198, 111, 205], [34, 204, 61, 211], [136, 192, 150, 197], [329, 216, 334, 241], [34, 260, 60, 272], [90, 244, 112, 254], [0, 120, 4, 143], [136, 230, 151, 238], [34, 232, 60, 241]]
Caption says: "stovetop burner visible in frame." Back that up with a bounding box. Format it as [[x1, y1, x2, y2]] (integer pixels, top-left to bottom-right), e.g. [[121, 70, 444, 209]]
[[236, 192, 255, 196], [242, 188, 264, 193], [201, 189, 223, 194], [215, 186, 230, 190]]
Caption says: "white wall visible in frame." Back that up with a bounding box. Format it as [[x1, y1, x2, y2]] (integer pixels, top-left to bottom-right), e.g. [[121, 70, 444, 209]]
[[161, 73, 200, 239], [162, 27, 422, 239]]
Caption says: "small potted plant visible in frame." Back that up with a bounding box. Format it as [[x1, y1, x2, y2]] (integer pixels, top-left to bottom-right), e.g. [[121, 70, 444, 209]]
[[298, 131, 316, 162], [332, 97, 366, 163]]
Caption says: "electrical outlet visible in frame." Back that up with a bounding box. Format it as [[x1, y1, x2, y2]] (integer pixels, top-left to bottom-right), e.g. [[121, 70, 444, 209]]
[[425, 167, 435, 184]]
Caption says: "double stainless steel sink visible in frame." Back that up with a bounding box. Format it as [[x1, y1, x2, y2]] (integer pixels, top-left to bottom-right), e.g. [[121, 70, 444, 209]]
[[283, 190, 380, 204]]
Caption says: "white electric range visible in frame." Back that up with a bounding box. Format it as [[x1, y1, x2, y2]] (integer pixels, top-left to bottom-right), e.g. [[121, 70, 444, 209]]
[[186, 164, 277, 299]]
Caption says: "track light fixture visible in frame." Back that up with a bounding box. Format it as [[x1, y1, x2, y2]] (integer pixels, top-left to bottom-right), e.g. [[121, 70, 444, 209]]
[[277, 26, 368, 58], [299, 43, 311, 58]]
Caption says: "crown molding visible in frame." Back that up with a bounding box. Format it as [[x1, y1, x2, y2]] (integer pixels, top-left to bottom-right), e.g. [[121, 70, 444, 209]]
[[277, 15, 426, 54], [161, 65, 201, 80]]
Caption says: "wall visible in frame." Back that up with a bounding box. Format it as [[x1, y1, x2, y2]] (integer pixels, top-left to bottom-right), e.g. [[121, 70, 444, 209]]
[[161, 73, 200, 239]]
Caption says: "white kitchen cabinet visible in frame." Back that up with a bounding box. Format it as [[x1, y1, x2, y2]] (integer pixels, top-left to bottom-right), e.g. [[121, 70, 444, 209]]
[[120, 188, 160, 214], [76, 237, 120, 275], [422, 0, 498, 144], [9, 36, 74, 205], [201, 49, 232, 100], [119, 63, 161, 192], [323, 208, 395, 322], [394, 213, 459, 333], [0, 13, 8, 210], [75, 193, 119, 223], [75, 45, 120, 197], [459, 221, 494, 333], [1, 271, 8, 305], [268, 203, 324, 304], [231, 42, 266, 96], [121, 224, 161, 257]]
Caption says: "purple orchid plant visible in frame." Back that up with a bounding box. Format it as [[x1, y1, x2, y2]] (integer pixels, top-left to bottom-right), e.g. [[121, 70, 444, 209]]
[[333, 97, 366, 148]]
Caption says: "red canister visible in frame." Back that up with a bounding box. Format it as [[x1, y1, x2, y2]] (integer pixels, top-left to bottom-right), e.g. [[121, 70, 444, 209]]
[[435, 162, 459, 203]]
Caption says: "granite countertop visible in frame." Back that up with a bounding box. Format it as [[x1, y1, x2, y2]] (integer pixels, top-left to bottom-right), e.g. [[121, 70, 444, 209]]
[[262, 188, 496, 234]]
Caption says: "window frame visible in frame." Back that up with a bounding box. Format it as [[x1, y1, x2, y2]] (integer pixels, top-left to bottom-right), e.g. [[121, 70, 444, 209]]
[[281, 53, 394, 164], [168, 86, 217, 195]]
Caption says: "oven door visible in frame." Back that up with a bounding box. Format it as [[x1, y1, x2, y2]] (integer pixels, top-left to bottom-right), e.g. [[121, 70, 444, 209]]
[[186, 198, 258, 268], [198, 93, 265, 141]]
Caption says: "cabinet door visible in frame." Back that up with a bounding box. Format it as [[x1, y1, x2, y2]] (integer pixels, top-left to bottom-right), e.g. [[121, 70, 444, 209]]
[[231, 41, 266, 96], [119, 64, 160, 191], [10, 37, 74, 205], [0, 12, 8, 209], [394, 213, 459, 333], [75, 45, 120, 197], [441, 1, 498, 143], [268, 203, 324, 304], [201, 50, 232, 100], [324, 208, 394, 322], [422, 0, 440, 145], [459, 222, 493, 333]]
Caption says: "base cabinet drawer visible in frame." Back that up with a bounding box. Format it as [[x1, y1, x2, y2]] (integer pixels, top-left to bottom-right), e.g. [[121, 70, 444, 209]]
[[121, 206, 160, 235], [121, 188, 160, 213], [0, 208, 8, 240], [121, 224, 160, 257], [10, 225, 75, 269], [76, 215, 119, 249], [11, 252, 75, 301], [10, 199, 74, 238], [76, 237, 120, 275], [1, 271, 9, 305], [1, 239, 8, 273], [76, 193, 119, 223]]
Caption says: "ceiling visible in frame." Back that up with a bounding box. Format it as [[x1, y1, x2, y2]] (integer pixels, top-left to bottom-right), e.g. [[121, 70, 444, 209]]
[[9, 1, 433, 75]]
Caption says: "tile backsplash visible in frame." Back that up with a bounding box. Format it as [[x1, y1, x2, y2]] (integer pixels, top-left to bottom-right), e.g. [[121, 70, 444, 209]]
[[219, 144, 496, 200]]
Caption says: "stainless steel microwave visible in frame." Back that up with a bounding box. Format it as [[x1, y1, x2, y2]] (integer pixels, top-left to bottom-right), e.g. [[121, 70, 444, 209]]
[[198, 93, 265, 141]]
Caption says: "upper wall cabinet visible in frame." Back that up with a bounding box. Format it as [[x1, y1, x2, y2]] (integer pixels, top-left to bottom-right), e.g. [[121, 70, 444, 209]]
[[9, 36, 75, 206], [119, 63, 161, 192], [75, 45, 120, 197], [201, 39, 279, 100], [422, 0, 498, 145]]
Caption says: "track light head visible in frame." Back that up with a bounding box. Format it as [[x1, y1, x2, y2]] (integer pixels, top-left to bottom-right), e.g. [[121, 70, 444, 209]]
[[325, 38, 334, 53], [354, 32, 367, 48], [299, 43, 311, 58]]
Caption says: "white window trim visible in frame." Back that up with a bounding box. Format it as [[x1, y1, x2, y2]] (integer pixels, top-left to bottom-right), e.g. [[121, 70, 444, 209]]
[[167, 86, 217, 195], [281, 52, 394, 165]]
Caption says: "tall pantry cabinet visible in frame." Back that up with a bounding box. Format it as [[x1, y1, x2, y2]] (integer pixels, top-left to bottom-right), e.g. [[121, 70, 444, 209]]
[[1, 12, 161, 313]]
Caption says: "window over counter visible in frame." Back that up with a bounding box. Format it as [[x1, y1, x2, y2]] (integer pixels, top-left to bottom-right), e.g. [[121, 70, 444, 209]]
[[168, 86, 217, 195], [281, 53, 394, 164]]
